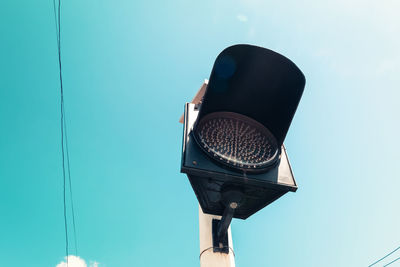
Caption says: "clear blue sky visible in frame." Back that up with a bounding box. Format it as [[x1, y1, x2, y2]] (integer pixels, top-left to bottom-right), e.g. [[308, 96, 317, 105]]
[[1, 0, 399, 266]]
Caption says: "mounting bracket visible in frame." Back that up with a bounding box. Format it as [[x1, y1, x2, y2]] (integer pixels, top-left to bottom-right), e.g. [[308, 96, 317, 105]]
[[211, 187, 243, 254], [212, 218, 230, 253]]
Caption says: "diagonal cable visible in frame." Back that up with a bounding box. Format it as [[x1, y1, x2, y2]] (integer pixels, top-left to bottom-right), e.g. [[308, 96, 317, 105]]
[[63, 110, 78, 255], [52, 0, 78, 265], [368, 245, 400, 267], [383, 256, 400, 267]]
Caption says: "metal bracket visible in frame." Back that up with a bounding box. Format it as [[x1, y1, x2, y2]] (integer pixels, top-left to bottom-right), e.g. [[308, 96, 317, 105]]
[[211, 201, 238, 254], [212, 218, 229, 254], [211, 187, 243, 254]]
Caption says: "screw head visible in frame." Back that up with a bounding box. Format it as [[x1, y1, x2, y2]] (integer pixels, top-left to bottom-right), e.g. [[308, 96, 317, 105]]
[[230, 202, 238, 209]]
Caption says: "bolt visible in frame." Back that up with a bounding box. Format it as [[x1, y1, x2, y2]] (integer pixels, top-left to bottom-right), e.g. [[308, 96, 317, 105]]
[[230, 202, 238, 209]]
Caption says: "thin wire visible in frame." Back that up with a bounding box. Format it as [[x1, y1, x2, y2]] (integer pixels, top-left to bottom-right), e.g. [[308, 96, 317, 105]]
[[368, 246, 400, 267], [383, 256, 400, 267], [199, 246, 235, 259], [63, 111, 78, 255], [53, 0, 69, 265], [52, 0, 59, 44]]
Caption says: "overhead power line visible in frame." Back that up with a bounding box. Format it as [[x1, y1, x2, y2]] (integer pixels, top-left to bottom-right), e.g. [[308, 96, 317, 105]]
[[53, 0, 78, 264], [383, 256, 400, 267], [64, 115, 78, 255], [368, 245, 400, 267]]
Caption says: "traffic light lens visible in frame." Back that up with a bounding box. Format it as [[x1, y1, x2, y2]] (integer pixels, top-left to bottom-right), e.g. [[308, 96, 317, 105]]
[[194, 112, 279, 171]]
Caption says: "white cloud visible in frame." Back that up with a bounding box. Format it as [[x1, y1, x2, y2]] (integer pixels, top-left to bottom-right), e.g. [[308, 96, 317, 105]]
[[56, 255, 99, 267], [237, 14, 248, 22]]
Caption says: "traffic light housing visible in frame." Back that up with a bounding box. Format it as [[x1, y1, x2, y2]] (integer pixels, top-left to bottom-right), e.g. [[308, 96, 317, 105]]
[[181, 44, 305, 219]]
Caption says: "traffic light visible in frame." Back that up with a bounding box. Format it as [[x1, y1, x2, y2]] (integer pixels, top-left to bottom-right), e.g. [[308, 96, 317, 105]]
[[180, 44, 305, 245]]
